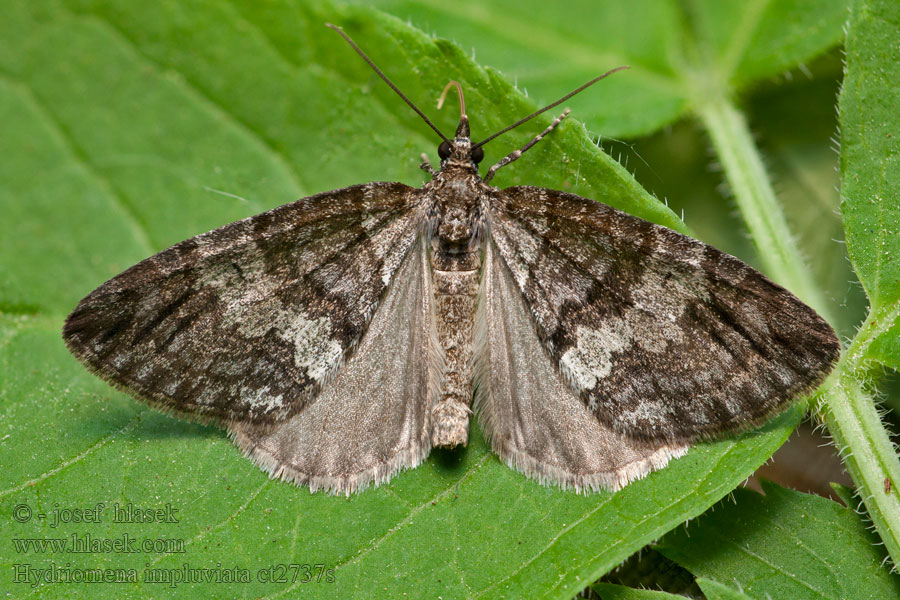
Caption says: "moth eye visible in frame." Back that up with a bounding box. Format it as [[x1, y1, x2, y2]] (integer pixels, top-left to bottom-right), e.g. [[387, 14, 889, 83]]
[[438, 141, 451, 160], [471, 146, 484, 164]]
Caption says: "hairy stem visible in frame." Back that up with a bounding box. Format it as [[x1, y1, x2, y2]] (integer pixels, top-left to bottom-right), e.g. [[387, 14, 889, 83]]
[[698, 93, 900, 569], [696, 95, 835, 325], [818, 368, 900, 569]]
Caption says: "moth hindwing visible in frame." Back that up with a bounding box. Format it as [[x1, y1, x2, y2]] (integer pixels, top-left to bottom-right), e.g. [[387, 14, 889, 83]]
[[63, 25, 840, 495]]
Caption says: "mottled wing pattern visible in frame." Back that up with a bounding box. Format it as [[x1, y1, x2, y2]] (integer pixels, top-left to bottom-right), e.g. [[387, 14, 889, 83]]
[[230, 237, 438, 494], [475, 241, 688, 490], [64, 182, 424, 427], [485, 186, 840, 443]]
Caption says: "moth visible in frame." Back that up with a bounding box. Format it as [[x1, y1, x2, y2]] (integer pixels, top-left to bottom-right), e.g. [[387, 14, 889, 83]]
[[63, 24, 840, 495]]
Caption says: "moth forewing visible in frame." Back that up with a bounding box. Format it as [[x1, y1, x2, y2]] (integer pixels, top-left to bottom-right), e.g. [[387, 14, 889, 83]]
[[229, 235, 436, 494], [62, 182, 423, 429], [485, 186, 841, 444], [474, 239, 690, 491]]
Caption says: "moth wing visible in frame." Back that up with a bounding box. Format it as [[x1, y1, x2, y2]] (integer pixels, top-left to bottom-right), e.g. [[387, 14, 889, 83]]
[[486, 186, 839, 443], [63, 182, 424, 427], [229, 236, 437, 494], [475, 240, 688, 490]]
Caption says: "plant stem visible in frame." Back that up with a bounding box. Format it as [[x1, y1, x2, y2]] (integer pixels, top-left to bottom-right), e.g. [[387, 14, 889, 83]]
[[818, 369, 900, 568], [696, 95, 835, 326], [698, 93, 900, 569]]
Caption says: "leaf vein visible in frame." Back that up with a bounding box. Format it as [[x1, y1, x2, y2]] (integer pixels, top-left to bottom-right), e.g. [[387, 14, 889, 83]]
[[0, 74, 155, 256], [0, 413, 144, 499], [68, 9, 307, 200], [146, 478, 271, 568]]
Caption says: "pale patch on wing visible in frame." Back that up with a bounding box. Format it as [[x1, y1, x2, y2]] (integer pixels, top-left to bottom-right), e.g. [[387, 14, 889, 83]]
[[473, 241, 687, 492], [557, 270, 690, 394], [288, 316, 343, 379], [229, 237, 438, 495], [559, 347, 597, 391]]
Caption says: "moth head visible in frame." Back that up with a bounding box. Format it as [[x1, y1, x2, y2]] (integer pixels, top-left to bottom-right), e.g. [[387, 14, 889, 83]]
[[437, 115, 485, 167], [326, 23, 628, 176]]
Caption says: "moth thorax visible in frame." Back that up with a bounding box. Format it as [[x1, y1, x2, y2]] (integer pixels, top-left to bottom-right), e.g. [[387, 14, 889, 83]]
[[436, 204, 479, 245]]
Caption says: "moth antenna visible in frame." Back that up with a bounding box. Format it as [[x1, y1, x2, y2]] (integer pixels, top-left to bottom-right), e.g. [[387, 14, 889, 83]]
[[326, 23, 451, 144], [473, 65, 630, 149], [437, 80, 466, 119]]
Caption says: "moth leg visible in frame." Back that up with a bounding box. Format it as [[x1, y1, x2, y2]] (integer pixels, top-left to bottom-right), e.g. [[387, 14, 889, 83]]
[[483, 109, 570, 183], [420, 153, 439, 177]]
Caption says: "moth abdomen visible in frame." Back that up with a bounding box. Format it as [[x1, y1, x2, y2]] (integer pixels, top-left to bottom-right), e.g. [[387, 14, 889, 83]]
[[428, 180, 485, 448], [431, 268, 480, 448]]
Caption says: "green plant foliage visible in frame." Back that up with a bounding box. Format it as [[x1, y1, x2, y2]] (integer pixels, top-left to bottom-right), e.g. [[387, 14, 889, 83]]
[[840, 0, 900, 369], [355, 0, 847, 137], [656, 482, 900, 599], [803, 0, 900, 574], [1, 0, 892, 598], [594, 582, 687, 600], [695, 578, 754, 600]]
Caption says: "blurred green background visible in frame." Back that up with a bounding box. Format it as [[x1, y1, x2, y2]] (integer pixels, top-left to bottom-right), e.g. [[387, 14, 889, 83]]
[[3, 1, 895, 599]]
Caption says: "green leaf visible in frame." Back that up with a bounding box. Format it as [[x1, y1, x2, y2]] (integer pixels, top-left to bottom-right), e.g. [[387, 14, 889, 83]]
[[593, 582, 686, 600], [0, 1, 820, 598], [656, 482, 900, 600], [684, 0, 847, 86], [356, 0, 847, 137], [840, 0, 900, 369], [811, 0, 900, 571], [829, 482, 857, 507], [696, 577, 754, 600]]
